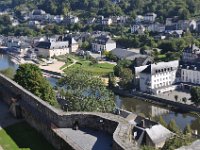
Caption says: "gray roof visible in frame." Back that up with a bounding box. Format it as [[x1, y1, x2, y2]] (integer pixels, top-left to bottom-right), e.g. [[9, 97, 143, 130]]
[[180, 61, 200, 71], [93, 35, 115, 45], [35, 40, 69, 49], [146, 124, 173, 145], [32, 9, 45, 15], [111, 48, 146, 60], [141, 60, 179, 75]]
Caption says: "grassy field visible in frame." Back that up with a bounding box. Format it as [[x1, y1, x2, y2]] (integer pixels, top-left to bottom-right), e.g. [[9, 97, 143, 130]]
[[65, 60, 115, 76], [56, 54, 115, 76], [0, 121, 55, 150]]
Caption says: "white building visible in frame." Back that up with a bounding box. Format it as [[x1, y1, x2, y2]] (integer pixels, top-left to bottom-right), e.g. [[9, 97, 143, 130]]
[[139, 60, 179, 94], [102, 18, 112, 25], [135, 15, 144, 23], [144, 13, 157, 23], [64, 15, 79, 24], [54, 15, 64, 23], [147, 23, 165, 33], [92, 35, 116, 52], [131, 24, 146, 34], [34, 39, 69, 58], [180, 64, 200, 86]]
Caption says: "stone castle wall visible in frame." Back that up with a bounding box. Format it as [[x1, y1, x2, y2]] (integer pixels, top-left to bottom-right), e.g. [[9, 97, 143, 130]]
[[0, 74, 138, 150]]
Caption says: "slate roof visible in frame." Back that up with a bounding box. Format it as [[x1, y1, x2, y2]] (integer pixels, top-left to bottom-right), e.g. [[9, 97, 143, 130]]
[[146, 124, 173, 145], [111, 48, 146, 60], [35, 40, 69, 49], [32, 9, 45, 15], [141, 60, 179, 74], [93, 35, 115, 45], [180, 61, 200, 71]]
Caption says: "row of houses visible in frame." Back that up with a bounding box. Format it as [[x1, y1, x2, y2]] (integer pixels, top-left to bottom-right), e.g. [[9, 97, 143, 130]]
[[135, 44, 200, 95], [131, 14, 200, 36]]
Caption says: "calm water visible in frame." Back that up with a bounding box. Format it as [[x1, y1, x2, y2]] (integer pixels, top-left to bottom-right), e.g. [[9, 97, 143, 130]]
[[1, 54, 200, 133], [0, 54, 18, 70], [121, 97, 200, 133]]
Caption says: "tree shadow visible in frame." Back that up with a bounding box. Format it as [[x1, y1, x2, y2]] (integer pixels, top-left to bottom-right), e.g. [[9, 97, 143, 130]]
[[80, 128, 113, 150], [2, 121, 56, 150]]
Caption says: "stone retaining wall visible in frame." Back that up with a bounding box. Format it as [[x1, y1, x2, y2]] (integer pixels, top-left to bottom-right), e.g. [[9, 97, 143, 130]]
[[0, 74, 138, 150], [133, 92, 200, 113]]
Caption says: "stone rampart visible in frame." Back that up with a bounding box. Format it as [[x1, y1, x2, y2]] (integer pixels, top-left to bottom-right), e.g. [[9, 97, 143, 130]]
[[0, 74, 138, 150]]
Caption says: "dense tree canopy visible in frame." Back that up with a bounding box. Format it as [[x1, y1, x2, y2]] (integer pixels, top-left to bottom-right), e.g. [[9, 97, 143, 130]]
[[190, 87, 200, 106], [57, 69, 115, 112], [2, 0, 200, 19], [14, 64, 57, 106]]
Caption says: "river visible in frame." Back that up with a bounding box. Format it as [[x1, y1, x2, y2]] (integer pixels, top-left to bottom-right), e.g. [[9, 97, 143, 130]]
[[0, 54, 200, 134]]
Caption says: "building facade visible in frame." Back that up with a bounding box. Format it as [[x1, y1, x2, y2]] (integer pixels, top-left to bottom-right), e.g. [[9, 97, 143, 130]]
[[92, 35, 116, 52], [34, 39, 69, 58], [139, 60, 179, 94]]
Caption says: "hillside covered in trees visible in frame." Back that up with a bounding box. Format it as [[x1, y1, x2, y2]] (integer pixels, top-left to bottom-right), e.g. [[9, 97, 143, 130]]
[[2, 0, 200, 20]]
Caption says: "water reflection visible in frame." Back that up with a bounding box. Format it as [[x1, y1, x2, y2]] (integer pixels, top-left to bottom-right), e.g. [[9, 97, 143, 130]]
[[0, 54, 18, 70], [121, 97, 200, 134]]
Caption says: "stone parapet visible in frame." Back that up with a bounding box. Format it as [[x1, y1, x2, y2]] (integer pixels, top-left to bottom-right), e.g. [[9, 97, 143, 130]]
[[0, 74, 138, 150]]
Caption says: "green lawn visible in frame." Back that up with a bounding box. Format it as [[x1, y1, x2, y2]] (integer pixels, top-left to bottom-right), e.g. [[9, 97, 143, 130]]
[[65, 60, 115, 76], [0, 121, 55, 150]]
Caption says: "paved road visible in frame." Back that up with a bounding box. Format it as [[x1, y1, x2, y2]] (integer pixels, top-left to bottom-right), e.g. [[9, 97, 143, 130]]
[[0, 100, 21, 130], [58, 128, 112, 150]]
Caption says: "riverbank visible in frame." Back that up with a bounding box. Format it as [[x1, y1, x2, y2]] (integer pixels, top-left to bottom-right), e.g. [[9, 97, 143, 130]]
[[113, 88, 200, 113]]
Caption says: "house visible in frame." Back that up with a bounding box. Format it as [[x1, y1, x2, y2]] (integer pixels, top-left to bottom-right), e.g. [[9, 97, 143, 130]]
[[26, 49, 37, 60], [63, 36, 79, 53], [179, 62, 200, 88], [92, 35, 116, 52], [87, 18, 96, 24], [126, 113, 173, 148], [138, 60, 179, 94], [30, 9, 49, 21], [34, 38, 69, 58], [131, 24, 146, 34], [177, 44, 200, 89], [147, 23, 165, 33], [165, 30, 183, 38], [135, 15, 144, 23], [110, 48, 148, 61], [54, 15, 63, 23], [11, 19, 19, 27], [64, 15, 79, 24], [182, 44, 200, 63], [144, 13, 157, 23], [102, 18, 112, 25], [111, 16, 129, 24], [29, 21, 41, 28]]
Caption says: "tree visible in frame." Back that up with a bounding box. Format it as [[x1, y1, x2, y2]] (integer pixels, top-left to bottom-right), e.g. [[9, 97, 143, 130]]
[[174, 95, 178, 102], [158, 116, 167, 127], [0, 67, 15, 79], [118, 68, 133, 89], [57, 70, 115, 112], [108, 73, 116, 88], [167, 120, 179, 133], [14, 64, 56, 105], [190, 87, 200, 106], [183, 124, 192, 135], [182, 97, 187, 104]]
